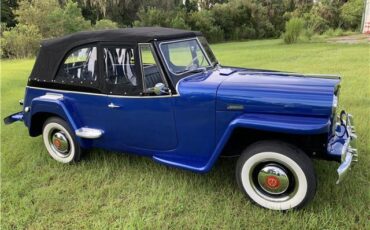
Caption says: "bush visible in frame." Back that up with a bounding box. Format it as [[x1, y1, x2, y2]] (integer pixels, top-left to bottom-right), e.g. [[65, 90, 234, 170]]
[[231, 25, 256, 40], [340, 0, 364, 30], [187, 10, 224, 43], [15, 0, 60, 38], [1, 24, 42, 58], [50, 1, 91, 35], [94, 19, 118, 30], [16, 0, 91, 39], [135, 7, 170, 27], [302, 27, 315, 41], [323, 28, 345, 37], [302, 11, 329, 34], [170, 10, 190, 30], [283, 17, 305, 44]]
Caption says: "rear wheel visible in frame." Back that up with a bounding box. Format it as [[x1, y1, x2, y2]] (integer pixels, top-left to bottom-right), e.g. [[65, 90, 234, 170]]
[[42, 117, 81, 163], [236, 141, 316, 210]]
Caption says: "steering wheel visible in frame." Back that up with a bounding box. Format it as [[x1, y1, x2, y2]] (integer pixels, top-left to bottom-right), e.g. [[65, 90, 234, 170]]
[[185, 56, 199, 71]]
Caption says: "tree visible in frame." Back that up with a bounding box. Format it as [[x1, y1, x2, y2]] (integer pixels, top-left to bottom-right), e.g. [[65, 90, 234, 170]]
[[1, 0, 18, 27], [340, 0, 364, 30], [16, 0, 60, 38], [16, 0, 91, 38]]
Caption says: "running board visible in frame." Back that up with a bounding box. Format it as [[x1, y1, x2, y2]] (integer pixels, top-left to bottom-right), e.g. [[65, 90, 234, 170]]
[[75, 127, 103, 139]]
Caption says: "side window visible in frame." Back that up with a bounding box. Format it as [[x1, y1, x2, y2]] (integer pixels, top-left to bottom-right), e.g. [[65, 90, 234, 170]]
[[56, 46, 98, 83], [103, 46, 141, 96], [139, 44, 167, 91]]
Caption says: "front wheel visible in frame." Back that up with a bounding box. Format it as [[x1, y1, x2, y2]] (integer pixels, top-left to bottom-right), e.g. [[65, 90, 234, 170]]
[[42, 117, 81, 163], [236, 141, 316, 210]]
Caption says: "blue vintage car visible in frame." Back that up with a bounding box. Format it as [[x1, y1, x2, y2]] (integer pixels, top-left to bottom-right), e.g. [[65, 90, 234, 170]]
[[4, 27, 358, 210]]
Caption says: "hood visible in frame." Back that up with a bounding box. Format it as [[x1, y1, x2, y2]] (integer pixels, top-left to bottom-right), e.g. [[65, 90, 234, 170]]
[[216, 69, 341, 117]]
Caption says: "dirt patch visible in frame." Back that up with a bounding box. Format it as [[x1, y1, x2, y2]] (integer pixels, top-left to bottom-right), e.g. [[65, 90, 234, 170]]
[[327, 34, 370, 44]]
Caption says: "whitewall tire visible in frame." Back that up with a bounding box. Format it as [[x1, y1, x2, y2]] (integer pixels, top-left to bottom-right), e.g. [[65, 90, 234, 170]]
[[236, 141, 316, 210], [42, 117, 81, 163]]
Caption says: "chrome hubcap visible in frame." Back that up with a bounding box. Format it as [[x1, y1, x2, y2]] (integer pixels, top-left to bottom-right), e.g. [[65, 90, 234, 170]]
[[50, 131, 70, 155], [257, 164, 289, 195]]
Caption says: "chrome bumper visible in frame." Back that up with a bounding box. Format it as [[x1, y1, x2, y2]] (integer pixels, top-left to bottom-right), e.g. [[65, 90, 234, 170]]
[[328, 111, 358, 184]]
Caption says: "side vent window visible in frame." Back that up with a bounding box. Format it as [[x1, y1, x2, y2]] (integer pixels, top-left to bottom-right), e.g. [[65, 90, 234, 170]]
[[56, 46, 98, 83]]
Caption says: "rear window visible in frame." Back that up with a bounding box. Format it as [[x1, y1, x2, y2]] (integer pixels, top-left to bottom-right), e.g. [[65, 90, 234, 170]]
[[56, 46, 98, 83]]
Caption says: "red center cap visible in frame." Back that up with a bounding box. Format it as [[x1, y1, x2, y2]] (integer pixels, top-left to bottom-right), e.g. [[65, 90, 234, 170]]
[[54, 139, 61, 149], [265, 176, 280, 189]]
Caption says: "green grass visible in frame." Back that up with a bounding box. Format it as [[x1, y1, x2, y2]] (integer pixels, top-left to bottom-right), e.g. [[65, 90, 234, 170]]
[[1, 39, 369, 229]]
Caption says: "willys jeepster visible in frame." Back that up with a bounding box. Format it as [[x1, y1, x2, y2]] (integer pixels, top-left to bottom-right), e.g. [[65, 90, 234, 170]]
[[4, 27, 358, 210]]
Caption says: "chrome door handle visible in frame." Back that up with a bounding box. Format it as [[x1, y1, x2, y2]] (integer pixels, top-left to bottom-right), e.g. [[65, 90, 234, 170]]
[[108, 102, 120, 108]]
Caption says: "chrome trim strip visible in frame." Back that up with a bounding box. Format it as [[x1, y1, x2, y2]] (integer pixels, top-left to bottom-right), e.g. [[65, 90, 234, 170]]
[[75, 127, 103, 139], [239, 71, 341, 79], [27, 86, 179, 98], [40, 93, 64, 100]]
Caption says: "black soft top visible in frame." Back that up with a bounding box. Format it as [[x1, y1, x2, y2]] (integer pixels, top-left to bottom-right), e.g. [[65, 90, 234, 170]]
[[30, 27, 202, 82], [41, 27, 202, 49]]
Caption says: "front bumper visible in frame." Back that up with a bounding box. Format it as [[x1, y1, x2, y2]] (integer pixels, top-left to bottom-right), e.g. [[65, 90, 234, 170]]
[[327, 111, 358, 184]]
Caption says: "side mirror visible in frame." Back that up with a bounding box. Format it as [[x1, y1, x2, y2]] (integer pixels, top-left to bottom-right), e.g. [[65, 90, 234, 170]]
[[153, 83, 169, 95]]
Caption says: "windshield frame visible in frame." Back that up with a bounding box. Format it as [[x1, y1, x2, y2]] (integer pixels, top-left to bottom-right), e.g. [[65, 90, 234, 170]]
[[158, 37, 213, 76]]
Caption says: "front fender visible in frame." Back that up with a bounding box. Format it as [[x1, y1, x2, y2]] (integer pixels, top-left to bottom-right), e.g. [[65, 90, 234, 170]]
[[203, 113, 330, 172]]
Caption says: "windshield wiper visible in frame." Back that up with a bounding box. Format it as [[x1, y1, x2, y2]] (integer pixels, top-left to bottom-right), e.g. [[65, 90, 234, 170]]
[[178, 67, 207, 75]]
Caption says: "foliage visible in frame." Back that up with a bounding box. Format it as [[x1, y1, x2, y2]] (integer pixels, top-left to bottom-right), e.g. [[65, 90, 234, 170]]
[[170, 12, 191, 30], [134, 7, 171, 27], [283, 17, 305, 44], [93, 19, 118, 30], [15, 0, 90, 39], [47, 1, 91, 37], [1, 0, 18, 27], [323, 28, 346, 37], [1, 24, 42, 58], [15, 0, 61, 38], [340, 0, 364, 30], [2, 0, 91, 58], [187, 10, 224, 43]]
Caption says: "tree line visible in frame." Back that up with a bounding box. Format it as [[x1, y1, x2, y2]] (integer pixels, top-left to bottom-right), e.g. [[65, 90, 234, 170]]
[[1, 0, 364, 58]]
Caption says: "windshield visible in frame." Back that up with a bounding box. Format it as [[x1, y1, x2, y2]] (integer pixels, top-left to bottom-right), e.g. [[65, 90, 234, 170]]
[[159, 39, 211, 75]]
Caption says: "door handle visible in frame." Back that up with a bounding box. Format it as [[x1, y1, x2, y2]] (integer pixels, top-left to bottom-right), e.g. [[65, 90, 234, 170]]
[[108, 102, 120, 108]]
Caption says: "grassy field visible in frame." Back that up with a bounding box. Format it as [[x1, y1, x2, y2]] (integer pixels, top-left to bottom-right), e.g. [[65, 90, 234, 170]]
[[1, 39, 369, 229]]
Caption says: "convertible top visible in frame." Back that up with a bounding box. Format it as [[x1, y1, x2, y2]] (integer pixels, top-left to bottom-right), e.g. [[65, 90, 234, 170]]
[[29, 27, 202, 83], [41, 27, 202, 49]]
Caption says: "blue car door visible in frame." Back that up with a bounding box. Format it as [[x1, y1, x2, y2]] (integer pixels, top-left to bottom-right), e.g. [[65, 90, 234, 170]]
[[100, 43, 177, 152]]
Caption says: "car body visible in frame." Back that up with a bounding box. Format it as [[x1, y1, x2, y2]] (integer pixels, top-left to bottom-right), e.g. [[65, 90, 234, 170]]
[[4, 27, 358, 210]]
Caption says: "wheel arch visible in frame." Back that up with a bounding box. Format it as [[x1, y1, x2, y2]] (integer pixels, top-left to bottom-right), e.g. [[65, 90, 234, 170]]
[[219, 127, 328, 159], [27, 98, 80, 137], [29, 112, 64, 137]]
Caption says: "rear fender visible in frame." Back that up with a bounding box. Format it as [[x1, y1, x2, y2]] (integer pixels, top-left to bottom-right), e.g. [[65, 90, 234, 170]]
[[26, 94, 90, 148]]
